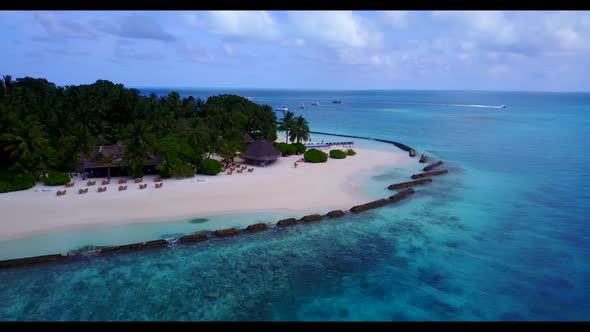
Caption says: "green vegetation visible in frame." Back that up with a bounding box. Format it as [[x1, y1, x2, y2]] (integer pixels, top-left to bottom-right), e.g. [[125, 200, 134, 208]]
[[278, 112, 310, 144], [273, 142, 299, 156], [42, 171, 70, 186], [156, 135, 196, 178], [273, 142, 286, 155], [286, 144, 297, 155], [292, 142, 307, 154], [198, 158, 223, 175], [0, 75, 291, 191], [329, 149, 347, 159], [289, 116, 311, 143], [346, 149, 356, 156], [217, 140, 240, 167], [275, 142, 306, 155], [277, 111, 296, 144], [0, 169, 36, 193], [304, 149, 328, 163]]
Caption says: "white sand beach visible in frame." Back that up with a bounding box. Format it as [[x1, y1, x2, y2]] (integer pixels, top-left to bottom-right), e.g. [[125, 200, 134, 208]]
[[0, 147, 413, 241]]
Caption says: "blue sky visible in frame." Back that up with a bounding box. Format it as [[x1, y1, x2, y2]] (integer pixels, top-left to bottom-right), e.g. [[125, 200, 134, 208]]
[[1, 10, 589, 91]]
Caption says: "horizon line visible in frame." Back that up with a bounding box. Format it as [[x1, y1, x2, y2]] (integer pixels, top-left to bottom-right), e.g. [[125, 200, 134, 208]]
[[128, 85, 590, 94]]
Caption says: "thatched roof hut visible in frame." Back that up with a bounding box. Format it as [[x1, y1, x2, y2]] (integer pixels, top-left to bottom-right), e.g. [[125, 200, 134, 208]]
[[243, 133, 255, 145], [242, 140, 281, 164], [76, 143, 160, 172]]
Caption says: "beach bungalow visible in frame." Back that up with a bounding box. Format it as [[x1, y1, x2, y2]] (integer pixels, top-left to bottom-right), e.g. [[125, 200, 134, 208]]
[[76, 143, 161, 178], [241, 139, 281, 166], [243, 133, 255, 146]]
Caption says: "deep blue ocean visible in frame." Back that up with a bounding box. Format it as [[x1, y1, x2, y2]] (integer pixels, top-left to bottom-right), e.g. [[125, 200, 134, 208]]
[[0, 89, 589, 321]]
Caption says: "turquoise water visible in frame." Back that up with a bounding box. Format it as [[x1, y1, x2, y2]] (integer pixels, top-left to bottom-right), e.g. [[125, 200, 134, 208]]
[[0, 211, 297, 261], [1, 90, 589, 320]]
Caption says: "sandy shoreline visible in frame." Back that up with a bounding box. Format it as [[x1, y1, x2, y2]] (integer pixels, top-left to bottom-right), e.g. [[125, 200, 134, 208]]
[[0, 147, 413, 241]]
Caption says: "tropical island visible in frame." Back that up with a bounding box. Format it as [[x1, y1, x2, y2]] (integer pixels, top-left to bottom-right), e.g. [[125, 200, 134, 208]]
[[0, 75, 412, 242]]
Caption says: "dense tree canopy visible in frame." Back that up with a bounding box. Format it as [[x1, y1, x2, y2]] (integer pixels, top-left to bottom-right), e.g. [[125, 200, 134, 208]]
[[0, 75, 282, 189]]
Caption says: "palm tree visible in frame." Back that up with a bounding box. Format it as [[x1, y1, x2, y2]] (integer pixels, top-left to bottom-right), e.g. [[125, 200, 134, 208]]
[[2, 75, 12, 94], [72, 123, 95, 156], [122, 121, 156, 177], [217, 140, 239, 167], [149, 92, 158, 104], [0, 126, 51, 171], [277, 111, 296, 144], [289, 115, 310, 143], [183, 117, 209, 169], [195, 98, 204, 111]]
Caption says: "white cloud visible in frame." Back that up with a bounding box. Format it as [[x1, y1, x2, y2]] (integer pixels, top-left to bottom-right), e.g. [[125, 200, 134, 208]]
[[431, 11, 590, 57], [201, 11, 280, 41], [543, 12, 590, 51], [458, 53, 470, 61], [460, 41, 476, 51], [281, 38, 305, 47], [182, 12, 199, 26], [432, 11, 517, 45], [34, 11, 97, 39], [380, 11, 408, 28], [222, 43, 234, 56], [294, 38, 305, 47], [488, 64, 511, 78], [287, 11, 381, 49], [178, 42, 212, 63], [335, 48, 392, 67]]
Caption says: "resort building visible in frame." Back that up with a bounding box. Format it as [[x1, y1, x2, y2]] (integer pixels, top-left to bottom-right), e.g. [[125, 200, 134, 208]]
[[241, 139, 281, 166], [243, 133, 255, 146], [76, 143, 161, 178]]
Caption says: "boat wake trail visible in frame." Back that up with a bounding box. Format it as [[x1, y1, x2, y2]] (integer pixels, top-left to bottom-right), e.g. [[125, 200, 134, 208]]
[[364, 101, 507, 109], [395, 102, 506, 109], [445, 103, 505, 109]]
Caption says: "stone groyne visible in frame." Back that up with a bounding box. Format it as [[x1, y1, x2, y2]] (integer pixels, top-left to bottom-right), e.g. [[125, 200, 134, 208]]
[[349, 188, 416, 213], [423, 161, 444, 172], [387, 178, 432, 190], [411, 169, 449, 179]]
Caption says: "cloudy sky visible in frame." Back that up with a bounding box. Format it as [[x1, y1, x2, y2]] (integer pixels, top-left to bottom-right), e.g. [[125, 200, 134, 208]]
[[1, 11, 589, 91]]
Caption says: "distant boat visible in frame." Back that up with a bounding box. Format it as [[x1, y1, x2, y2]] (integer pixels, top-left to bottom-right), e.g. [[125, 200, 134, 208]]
[[332, 99, 342, 104], [500, 104, 506, 108], [275, 106, 289, 112], [311, 102, 320, 106], [298, 103, 305, 109]]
